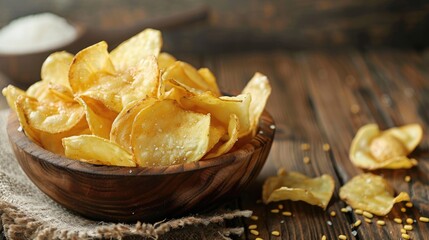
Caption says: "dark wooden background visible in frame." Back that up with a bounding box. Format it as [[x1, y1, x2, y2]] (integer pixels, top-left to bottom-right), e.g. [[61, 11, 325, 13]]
[[1, 1, 429, 240], [1, 0, 429, 53]]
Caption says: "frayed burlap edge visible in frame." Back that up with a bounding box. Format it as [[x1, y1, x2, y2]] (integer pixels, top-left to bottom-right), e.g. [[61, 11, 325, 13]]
[[1, 201, 252, 240]]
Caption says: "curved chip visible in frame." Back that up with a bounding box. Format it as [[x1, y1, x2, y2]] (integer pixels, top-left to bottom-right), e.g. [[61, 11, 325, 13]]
[[350, 123, 422, 170], [76, 96, 117, 139], [180, 92, 251, 138], [163, 61, 219, 95], [197, 68, 221, 97], [110, 28, 162, 72], [242, 72, 272, 136], [205, 114, 239, 159], [262, 171, 335, 210], [2, 85, 26, 112], [339, 173, 410, 216], [63, 135, 136, 167], [17, 95, 85, 134], [131, 99, 210, 167], [110, 98, 157, 152], [41, 51, 73, 87], [158, 52, 177, 72]]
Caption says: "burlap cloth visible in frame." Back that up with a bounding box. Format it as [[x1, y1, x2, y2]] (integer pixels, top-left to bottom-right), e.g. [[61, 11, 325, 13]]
[[0, 110, 252, 240]]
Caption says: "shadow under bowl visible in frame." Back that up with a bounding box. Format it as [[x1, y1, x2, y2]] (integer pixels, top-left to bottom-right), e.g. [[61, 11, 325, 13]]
[[6, 110, 275, 222]]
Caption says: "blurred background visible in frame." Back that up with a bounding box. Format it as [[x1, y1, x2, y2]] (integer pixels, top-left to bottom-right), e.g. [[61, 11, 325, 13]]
[[1, 0, 429, 54]]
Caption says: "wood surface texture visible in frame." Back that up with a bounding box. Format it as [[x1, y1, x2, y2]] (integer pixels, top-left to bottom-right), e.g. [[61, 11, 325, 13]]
[[2, 50, 429, 239], [1, 0, 429, 53]]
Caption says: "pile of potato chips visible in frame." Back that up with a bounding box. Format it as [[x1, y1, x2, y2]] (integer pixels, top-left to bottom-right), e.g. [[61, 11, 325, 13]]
[[3, 28, 272, 167]]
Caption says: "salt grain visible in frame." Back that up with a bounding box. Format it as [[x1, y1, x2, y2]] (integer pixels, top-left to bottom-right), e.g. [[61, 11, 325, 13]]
[[0, 13, 77, 54]]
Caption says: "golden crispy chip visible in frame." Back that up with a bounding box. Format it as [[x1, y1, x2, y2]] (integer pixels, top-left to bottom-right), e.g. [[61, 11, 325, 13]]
[[14, 96, 41, 144], [180, 92, 251, 138], [48, 83, 74, 102], [163, 61, 218, 95], [262, 171, 335, 210], [16, 95, 85, 134], [205, 114, 239, 159], [110, 28, 162, 72], [350, 123, 422, 170], [63, 135, 136, 167], [339, 173, 410, 216], [119, 56, 160, 108], [38, 121, 90, 155], [197, 68, 221, 96], [15, 96, 89, 155], [2, 85, 26, 112], [41, 51, 73, 87], [242, 72, 272, 136], [131, 99, 210, 167], [70, 41, 160, 112], [110, 98, 157, 152], [158, 52, 177, 72], [205, 120, 227, 154], [76, 96, 117, 139]]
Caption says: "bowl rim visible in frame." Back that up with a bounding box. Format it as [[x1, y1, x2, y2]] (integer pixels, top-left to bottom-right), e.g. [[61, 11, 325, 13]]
[[7, 110, 275, 177]]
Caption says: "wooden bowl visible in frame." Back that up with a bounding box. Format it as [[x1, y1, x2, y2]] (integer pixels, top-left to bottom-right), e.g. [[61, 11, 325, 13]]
[[6, 110, 275, 222]]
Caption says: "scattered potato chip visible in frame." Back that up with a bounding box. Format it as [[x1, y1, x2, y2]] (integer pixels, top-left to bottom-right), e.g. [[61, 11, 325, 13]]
[[131, 99, 210, 166], [63, 135, 136, 167], [339, 173, 410, 216], [242, 72, 272, 136], [349, 123, 422, 170], [262, 171, 335, 210], [41, 51, 73, 87], [197, 68, 221, 96]]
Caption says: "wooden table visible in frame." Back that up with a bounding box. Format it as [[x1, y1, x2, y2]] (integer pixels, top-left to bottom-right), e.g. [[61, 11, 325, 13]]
[[1, 50, 429, 239]]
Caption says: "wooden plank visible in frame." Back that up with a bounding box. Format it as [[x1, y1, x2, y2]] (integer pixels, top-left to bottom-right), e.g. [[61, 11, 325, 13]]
[[206, 52, 356, 239]]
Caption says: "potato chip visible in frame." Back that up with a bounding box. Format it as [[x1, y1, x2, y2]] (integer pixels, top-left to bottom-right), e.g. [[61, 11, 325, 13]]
[[70, 41, 160, 112], [2, 85, 26, 112], [205, 114, 239, 159], [163, 61, 219, 95], [197, 68, 221, 96], [16, 95, 85, 134], [76, 96, 117, 139], [205, 121, 227, 154], [349, 123, 422, 170], [242, 72, 272, 136], [41, 51, 73, 87], [38, 121, 90, 155], [131, 99, 210, 167], [118, 55, 160, 108], [110, 98, 157, 152], [14, 96, 41, 144], [158, 52, 177, 72], [110, 28, 162, 72], [262, 171, 335, 210], [180, 92, 251, 138], [47, 83, 74, 103], [339, 173, 410, 216], [63, 135, 136, 167]]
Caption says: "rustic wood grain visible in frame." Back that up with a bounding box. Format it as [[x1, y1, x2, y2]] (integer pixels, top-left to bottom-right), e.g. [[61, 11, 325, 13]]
[[6, 111, 275, 222], [203, 50, 429, 239], [2, 50, 429, 239]]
